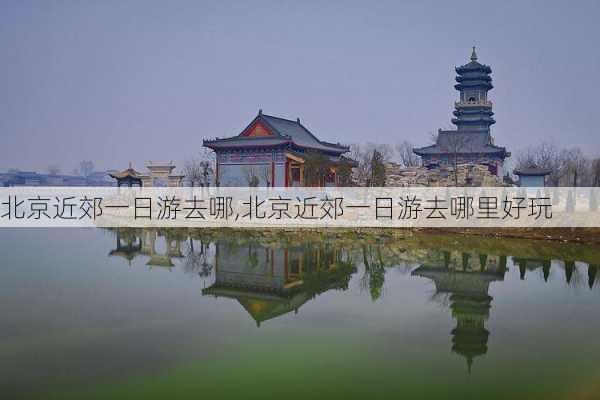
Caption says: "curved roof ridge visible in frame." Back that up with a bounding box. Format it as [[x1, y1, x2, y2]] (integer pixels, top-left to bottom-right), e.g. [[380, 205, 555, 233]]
[[204, 112, 350, 154]]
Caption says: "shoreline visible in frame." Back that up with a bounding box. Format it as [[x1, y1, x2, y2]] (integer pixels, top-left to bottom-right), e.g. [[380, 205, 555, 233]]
[[106, 226, 600, 244], [419, 227, 600, 244], [194, 227, 600, 244]]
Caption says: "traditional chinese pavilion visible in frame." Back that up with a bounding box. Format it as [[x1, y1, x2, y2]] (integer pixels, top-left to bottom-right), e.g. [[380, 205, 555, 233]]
[[108, 162, 184, 187], [108, 164, 143, 187], [414, 48, 510, 176], [513, 164, 552, 187], [203, 110, 353, 187]]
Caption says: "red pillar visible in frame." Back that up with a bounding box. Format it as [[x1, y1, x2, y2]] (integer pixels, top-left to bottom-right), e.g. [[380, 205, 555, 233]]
[[271, 161, 275, 187]]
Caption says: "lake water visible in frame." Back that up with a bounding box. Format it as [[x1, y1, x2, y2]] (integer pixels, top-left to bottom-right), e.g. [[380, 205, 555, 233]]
[[1, 228, 599, 400]]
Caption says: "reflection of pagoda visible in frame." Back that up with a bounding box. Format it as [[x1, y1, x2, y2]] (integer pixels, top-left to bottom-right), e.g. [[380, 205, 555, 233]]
[[449, 292, 491, 373], [589, 265, 598, 289], [512, 257, 552, 282], [412, 251, 506, 373], [513, 258, 599, 288], [202, 242, 355, 326]]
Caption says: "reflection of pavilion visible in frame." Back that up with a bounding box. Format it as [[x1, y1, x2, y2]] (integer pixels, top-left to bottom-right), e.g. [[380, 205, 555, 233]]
[[109, 229, 184, 270], [202, 242, 355, 326], [109, 232, 142, 265], [412, 251, 506, 373]]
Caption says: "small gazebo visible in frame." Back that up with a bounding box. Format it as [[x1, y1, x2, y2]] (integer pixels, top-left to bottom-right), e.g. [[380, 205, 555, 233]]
[[513, 164, 552, 187], [108, 163, 143, 187]]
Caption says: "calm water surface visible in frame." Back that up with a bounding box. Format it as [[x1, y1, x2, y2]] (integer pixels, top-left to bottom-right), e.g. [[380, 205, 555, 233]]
[[1, 228, 600, 400]]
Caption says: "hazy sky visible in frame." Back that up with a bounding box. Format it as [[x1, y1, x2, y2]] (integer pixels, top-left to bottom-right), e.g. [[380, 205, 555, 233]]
[[2, 0, 599, 173]]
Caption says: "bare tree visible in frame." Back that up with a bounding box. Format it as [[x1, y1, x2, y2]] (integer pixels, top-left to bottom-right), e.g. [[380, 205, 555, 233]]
[[183, 159, 203, 187], [199, 161, 213, 187], [518, 144, 596, 187], [592, 158, 600, 187], [434, 131, 468, 186], [350, 143, 393, 186], [367, 142, 393, 162], [197, 146, 216, 186], [259, 165, 272, 187], [561, 147, 589, 187], [394, 141, 420, 167], [243, 166, 260, 187], [350, 144, 371, 186], [182, 239, 213, 279], [184, 147, 216, 187], [516, 143, 563, 186]]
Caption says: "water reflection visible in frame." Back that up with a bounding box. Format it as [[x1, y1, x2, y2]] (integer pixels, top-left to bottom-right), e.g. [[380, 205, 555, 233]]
[[412, 251, 506, 372], [107, 228, 600, 294], [109, 229, 186, 269], [203, 241, 354, 326], [106, 228, 600, 374], [4, 228, 600, 399]]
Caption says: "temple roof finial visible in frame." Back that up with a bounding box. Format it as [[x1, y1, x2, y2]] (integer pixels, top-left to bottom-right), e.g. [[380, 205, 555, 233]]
[[471, 46, 478, 62]]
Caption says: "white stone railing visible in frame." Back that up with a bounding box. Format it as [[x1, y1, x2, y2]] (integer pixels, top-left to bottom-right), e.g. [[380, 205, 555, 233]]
[[455, 100, 493, 108]]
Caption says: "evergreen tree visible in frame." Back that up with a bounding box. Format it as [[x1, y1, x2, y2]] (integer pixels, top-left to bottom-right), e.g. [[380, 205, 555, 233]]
[[590, 188, 598, 212], [336, 160, 354, 186], [552, 186, 560, 206], [370, 150, 386, 187], [303, 152, 329, 186], [565, 190, 575, 212]]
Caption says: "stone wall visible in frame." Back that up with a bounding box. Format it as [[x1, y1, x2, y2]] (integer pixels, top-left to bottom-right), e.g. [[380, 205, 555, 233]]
[[384, 161, 504, 187]]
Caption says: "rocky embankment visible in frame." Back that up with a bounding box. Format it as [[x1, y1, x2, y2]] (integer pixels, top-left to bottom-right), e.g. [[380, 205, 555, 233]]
[[384, 161, 503, 187]]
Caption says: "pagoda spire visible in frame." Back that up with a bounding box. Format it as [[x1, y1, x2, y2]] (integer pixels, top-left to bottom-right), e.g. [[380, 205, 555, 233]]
[[471, 46, 478, 61]]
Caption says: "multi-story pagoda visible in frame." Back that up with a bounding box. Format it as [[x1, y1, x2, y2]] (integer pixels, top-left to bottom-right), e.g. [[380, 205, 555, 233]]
[[414, 48, 509, 176], [203, 110, 353, 187]]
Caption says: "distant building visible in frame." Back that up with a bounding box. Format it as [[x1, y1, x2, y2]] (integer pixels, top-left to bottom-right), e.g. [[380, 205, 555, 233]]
[[108, 165, 144, 187], [513, 165, 551, 187], [203, 110, 353, 187], [108, 162, 184, 187], [139, 162, 184, 187], [414, 48, 510, 177], [1, 171, 42, 186], [1, 170, 114, 187]]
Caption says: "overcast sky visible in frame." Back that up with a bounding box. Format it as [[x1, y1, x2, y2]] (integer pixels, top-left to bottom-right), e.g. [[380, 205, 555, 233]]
[[2, 0, 599, 173]]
